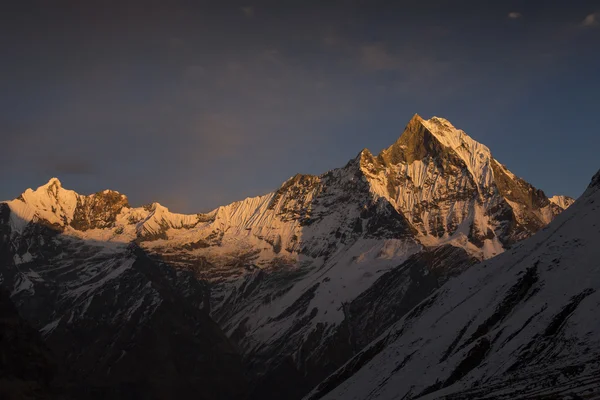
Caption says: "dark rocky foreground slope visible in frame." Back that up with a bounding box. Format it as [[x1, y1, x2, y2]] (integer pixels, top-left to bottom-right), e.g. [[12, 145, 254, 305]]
[[0, 287, 58, 399], [308, 169, 600, 400]]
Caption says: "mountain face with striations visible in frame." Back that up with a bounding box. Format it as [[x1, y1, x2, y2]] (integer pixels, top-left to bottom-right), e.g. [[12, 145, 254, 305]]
[[0, 114, 573, 398], [309, 169, 600, 400]]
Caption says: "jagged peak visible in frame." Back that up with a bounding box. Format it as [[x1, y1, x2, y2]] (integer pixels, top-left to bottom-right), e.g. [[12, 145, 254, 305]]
[[365, 114, 529, 209], [41, 177, 62, 189], [356, 148, 380, 172], [152, 202, 170, 212], [356, 148, 375, 164], [95, 189, 123, 195], [142, 202, 168, 213], [396, 114, 495, 190], [25, 179, 129, 205], [5, 178, 134, 233], [408, 112, 423, 124], [389, 113, 427, 148], [26, 179, 129, 200], [359, 148, 373, 157], [24, 177, 77, 200], [386, 114, 491, 160], [34, 177, 68, 197], [549, 195, 576, 209], [377, 114, 441, 166]]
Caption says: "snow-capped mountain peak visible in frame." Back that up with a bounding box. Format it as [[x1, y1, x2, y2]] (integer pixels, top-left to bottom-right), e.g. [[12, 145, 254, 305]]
[[549, 194, 575, 209], [7, 177, 79, 231], [42, 176, 62, 190], [354, 115, 571, 259], [0, 113, 579, 400], [369, 114, 495, 191]]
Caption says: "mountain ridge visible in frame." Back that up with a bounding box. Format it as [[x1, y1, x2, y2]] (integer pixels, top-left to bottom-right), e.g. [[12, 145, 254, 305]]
[[6, 114, 571, 251], [0, 114, 576, 399], [5, 114, 571, 221]]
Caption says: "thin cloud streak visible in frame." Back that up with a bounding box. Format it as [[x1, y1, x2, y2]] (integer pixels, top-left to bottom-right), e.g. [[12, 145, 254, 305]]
[[581, 13, 599, 27], [359, 43, 399, 71], [241, 6, 254, 18]]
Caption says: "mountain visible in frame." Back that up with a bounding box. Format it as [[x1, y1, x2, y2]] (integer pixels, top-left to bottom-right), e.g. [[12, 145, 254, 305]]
[[549, 195, 575, 209], [0, 114, 573, 398], [308, 169, 600, 400]]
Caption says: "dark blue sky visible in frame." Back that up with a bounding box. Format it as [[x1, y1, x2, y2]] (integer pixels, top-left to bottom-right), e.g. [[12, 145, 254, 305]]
[[1, 1, 599, 212]]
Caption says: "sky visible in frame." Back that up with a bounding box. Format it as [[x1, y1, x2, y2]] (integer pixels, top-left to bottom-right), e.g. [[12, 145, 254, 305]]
[[1, 0, 599, 213]]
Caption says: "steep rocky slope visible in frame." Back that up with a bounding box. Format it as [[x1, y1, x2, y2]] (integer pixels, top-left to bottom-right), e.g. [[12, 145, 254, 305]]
[[0, 114, 573, 398], [309, 169, 600, 400]]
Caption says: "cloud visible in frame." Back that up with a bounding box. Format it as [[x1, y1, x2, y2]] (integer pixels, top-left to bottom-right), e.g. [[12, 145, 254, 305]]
[[168, 36, 185, 49], [356, 42, 452, 89], [508, 12, 522, 19], [323, 34, 339, 47], [183, 65, 205, 80], [47, 158, 96, 176], [581, 13, 599, 27], [241, 6, 254, 18], [191, 113, 248, 158], [321, 27, 343, 47], [359, 44, 399, 71]]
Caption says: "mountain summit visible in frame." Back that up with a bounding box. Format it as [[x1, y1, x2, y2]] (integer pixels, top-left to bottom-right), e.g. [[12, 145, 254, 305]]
[[360, 114, 565, 256], [0, 115, 574, 399]]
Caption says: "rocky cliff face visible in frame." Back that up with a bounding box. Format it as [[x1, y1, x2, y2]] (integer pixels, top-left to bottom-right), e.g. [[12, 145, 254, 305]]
[[0, 114, 573, 399]]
